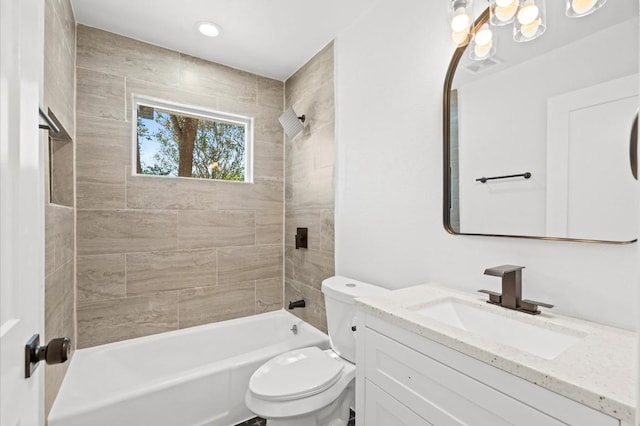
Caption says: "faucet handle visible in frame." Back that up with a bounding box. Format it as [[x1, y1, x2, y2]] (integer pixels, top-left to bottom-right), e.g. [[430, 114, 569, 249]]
[[478, 289, 502, 305], [484, 265, 525, 277], [519, 299, 554, 315]]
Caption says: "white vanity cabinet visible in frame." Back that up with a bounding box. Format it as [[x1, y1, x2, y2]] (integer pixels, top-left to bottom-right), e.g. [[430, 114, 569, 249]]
[[356, 314, 620, 426]]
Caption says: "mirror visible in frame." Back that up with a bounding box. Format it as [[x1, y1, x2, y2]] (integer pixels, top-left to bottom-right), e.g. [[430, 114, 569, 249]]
[[444, 1, 639, 243]]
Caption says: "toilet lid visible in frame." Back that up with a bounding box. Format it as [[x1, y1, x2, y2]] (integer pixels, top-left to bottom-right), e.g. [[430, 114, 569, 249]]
[[249, 347, 344, 401]]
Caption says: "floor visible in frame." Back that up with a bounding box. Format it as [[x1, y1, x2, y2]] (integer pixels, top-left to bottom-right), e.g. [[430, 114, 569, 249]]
[[236, 410, 356, 426]]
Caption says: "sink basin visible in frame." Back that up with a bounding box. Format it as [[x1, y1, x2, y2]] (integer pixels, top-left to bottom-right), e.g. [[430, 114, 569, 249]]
[[411, 299, 583, 360]]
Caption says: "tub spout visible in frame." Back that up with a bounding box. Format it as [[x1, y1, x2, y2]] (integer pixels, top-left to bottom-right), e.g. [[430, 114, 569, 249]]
[[288, 299, 306, 310]]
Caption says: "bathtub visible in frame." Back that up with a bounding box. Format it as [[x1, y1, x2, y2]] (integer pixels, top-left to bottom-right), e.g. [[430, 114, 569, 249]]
[[48, 310, 329, 426]]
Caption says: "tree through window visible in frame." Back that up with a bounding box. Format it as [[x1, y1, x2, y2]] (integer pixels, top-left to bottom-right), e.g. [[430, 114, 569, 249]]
[[135, 99, 253, 181]]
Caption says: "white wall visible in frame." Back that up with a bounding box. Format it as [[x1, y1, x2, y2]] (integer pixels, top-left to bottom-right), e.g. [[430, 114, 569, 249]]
[[334, 0, 638, 331]]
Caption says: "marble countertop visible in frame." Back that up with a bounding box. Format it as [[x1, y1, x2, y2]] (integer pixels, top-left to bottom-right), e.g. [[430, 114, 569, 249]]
[[355, 283, 637, 424]]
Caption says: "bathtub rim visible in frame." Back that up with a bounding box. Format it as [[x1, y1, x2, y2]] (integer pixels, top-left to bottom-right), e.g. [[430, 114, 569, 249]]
[[49, 310, 328, 422]]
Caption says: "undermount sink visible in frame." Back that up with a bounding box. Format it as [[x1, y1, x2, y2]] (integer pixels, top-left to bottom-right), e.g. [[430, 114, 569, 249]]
[[411, 299, 584, 360]]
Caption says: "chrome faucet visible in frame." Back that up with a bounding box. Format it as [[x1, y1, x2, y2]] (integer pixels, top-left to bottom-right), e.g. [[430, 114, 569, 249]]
[[478, 265, 553, 315]]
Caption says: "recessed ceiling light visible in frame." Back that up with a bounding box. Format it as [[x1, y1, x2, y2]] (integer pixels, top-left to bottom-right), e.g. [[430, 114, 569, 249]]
[[197, 22, 222, 37]]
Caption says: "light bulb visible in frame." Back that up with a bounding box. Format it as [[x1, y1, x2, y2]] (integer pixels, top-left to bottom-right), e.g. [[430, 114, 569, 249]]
[[496, 0, 515, 6], [474, 41, 493, 58], [495, 2, 518, 21], [571, 0, 597, 14], [517, 1, 539, 25], [520, 18, 540, 38], [198, 22, 222, 37], [452, 28, 470, 45], [475, 24, 493, 46], [451, 7, 471, 32]]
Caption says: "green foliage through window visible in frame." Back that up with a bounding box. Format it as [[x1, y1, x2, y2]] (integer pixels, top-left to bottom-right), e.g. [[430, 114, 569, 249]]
[[135, 102, 250, 181]]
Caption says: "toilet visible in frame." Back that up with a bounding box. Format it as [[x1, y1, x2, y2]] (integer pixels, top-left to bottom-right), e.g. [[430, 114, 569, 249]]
[[245, 276, 389, 426]]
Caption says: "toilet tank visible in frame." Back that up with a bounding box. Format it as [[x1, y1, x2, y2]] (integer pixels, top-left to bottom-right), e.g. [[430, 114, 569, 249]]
[[321, 276, 389, 363]]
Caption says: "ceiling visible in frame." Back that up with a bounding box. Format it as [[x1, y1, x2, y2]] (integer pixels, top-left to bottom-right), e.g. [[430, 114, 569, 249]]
[[70, 0, 373, 81]]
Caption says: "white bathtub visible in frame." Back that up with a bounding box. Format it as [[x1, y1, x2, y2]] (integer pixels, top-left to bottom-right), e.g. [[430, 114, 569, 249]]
[[48, 310, 329, 426]]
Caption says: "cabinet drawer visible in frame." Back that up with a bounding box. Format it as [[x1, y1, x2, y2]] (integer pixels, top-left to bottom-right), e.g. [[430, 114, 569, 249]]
[[365, 380, 433, 426], [365, 328, 566, 426]]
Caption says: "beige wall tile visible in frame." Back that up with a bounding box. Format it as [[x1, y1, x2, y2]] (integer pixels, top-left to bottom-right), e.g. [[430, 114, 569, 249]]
[[256, 209, 283, 246], [45, 205, 55, 277], [127, 174, 216, 210], [254, 106, 285, 143], [127, 249, 216, 294], [218, 245, 282, 285], [257, 76, 284, 109], [77, 182, 126, 210], [77, 254, 126, 304], [77, 25, 180, 86], [290, 249, 334, 291], [125, 77, 218, 119], [320, 209, 335, 253], [285, 42, 334, 108], [178, 282, 255, 329], [76, 116, 130, 187], [256, 278, 283, 313], [179, 54, 257, 103], [77, 292, 178, 348], [216, 180, 283, 211], [77, 210, 178, 255], [53, 205, 74, 269], [45, 261, 74, 339], [76, 68, 125, 120], [287, 166, 334, 210], [285, 279, 327, 333], [254, 140, 284, 182], [177, 210, 255, 249]]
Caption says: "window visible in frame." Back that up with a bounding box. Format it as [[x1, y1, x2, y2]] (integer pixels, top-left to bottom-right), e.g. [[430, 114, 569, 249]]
[[134, 97, 253, 182]]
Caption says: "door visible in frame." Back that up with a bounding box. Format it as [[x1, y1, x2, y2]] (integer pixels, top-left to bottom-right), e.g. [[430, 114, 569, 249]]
[[0, 0, 46, 425], [546, 74, 639, 241]]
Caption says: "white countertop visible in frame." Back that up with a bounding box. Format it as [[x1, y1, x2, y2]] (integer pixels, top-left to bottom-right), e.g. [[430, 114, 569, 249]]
[[355, 283, 637, 425]]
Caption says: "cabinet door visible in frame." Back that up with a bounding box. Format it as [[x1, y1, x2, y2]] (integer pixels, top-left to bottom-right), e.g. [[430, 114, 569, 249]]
[[364, 381, 433, 426]]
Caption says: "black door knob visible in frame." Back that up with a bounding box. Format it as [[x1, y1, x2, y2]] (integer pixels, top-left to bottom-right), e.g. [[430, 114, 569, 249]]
[[25, 334, 71, 378], [44, 337, 71, 365]]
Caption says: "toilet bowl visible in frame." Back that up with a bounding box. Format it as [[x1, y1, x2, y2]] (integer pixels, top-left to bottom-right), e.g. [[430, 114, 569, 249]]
[[245, 276, 389, 426]]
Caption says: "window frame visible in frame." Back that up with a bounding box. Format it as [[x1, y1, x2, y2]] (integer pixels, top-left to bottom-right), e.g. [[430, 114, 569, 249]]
[[132, 95, 254, 183]]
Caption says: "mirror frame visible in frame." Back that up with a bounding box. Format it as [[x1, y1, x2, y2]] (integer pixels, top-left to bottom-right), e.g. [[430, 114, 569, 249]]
[[442, 9, 636, 245]]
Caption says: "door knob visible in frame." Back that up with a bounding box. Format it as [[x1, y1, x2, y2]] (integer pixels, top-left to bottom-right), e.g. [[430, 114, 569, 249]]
[[25, 334, 71, 378]]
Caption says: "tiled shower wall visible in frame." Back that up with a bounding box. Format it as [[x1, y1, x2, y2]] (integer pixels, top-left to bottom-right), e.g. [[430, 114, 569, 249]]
[[75, 26, 285, 348], [43, 0, 76, 415], [284, 44, 336, 332]]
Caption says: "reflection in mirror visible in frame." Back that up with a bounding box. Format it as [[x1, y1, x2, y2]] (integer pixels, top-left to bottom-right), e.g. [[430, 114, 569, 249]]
[[445, 1, 638, 243], [134, 97, 253, 182]]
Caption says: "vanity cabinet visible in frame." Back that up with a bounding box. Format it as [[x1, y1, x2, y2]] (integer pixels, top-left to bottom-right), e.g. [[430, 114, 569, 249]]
[[356, 315, 620, 426]]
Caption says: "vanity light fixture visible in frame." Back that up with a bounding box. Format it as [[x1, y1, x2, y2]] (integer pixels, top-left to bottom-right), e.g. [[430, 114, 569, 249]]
[[514, 0, 546, 42], [453, 0, 606, 59], [490, 0, 518, 25], [450, 0, 474, 46], [470, 23, 496, 60], [566, 0, 607, 17], [197, 21, 222, 37]]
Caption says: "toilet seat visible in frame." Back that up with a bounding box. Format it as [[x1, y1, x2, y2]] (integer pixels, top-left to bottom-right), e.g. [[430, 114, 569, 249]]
[[246, 347, 356, 420], [249, 347, 344, 402]]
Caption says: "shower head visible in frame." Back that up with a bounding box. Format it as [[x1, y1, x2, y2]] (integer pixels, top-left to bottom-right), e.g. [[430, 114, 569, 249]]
[[278, 106, 306, 139]]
